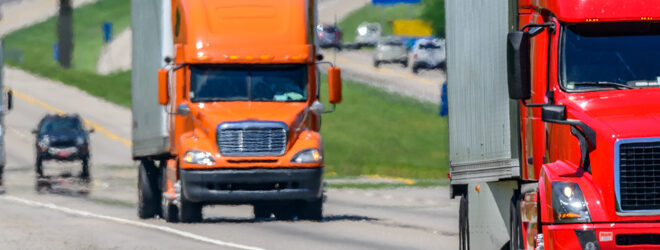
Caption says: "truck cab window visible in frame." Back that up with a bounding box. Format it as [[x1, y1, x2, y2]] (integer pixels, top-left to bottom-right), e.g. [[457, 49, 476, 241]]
[[562, 22, 660, 91], [190, 65, 308, 102]]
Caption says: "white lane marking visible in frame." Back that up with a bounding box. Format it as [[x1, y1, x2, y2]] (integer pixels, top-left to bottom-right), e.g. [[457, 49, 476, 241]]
[[2, 195, 267, 250]]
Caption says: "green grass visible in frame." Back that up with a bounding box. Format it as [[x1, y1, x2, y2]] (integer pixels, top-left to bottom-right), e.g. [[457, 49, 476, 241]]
[[4, 0, 132, 106], [326, 179, 448, 189], [320, 78, 448, 180], [4, 0, 449, 182], [338, 4, 423, 43]]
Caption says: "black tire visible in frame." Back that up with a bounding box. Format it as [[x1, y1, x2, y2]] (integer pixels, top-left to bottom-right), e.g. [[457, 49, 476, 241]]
[[459, 194, 470, 250], [274, 202, 297, 221], [35, 157, 43, 177], [253, 203, 274, 219], [509, 193, 523, 250], [298, 198, 323, 221], [412, 65, 419, 74], [80, 158, 90, 180], [162, 199, 178, 223], [401, 60, 408, 68], [373, 60, 380, 68], [179, 196, 203, 223], [138, 160, 161, 219]]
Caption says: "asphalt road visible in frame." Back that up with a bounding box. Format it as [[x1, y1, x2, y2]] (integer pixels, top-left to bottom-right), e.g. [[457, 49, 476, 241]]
[[0, 0, 458, 249]]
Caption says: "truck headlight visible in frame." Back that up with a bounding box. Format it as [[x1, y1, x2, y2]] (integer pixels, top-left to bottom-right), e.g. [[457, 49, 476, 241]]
[[291, 149, 322, 163], [551, 181, 591, 223], [183, 150, 216, 166]]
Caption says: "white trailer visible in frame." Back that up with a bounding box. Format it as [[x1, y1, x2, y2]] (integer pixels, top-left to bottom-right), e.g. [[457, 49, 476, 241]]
[[130, 0, 173, 159], [445, 0, 521, 249]]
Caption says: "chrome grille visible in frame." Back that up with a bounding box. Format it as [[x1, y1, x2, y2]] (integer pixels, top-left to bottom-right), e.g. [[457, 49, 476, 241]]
[[217, 121, 287, 157], [617, 140, 660, 212]]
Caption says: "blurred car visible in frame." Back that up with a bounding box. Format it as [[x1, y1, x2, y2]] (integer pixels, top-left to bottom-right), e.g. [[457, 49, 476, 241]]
[[373, 37, 408, 68], [410, 38, 446, 74], [33, 114, 93, 178], [355, 22, 381, 47], [317, 24, 343, 50]]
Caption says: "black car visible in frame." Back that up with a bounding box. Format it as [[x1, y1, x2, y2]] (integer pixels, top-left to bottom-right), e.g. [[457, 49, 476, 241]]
[[33, 114, 93, 178]]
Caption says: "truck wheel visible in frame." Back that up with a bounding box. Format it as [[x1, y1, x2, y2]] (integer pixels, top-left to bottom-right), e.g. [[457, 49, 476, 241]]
[[137, 160, 161, 219], [401, 60, 408, 68], [253, 203, 274, 219], [298, 198, 323, 221], [80, 158, 90, 180], [373, 60, 380, 68], [412, 65, 420, 74], [274, 202, 296, 221], [509, 193, 523, 250], [35, 157, 43, 177], [459, 194, 469, 250], [179, 197, 203, 223]]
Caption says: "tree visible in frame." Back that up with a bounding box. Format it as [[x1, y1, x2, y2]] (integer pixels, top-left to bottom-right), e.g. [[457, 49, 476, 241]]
[[420, 0, 445, 38], [57, 0, 73, 68]]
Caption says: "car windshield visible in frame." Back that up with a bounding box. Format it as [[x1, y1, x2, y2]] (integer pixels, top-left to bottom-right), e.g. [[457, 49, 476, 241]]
[[419, 43, 440, 49], [41, 118, 82, 133], [190, 65, 308, 102], [561, 22, 660, 91]]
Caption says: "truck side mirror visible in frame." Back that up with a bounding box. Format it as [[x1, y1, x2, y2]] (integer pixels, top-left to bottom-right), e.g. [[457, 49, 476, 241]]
[[158, 69, 169, 105], [328, 67, 342, 104], [6, 89, 12, 111], [541, 105, 567, 122], [507, 31, 531, 100]]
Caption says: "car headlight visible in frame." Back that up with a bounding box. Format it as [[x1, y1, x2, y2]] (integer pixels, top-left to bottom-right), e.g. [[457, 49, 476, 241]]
[[38, 136, 50, 148], [357, 26, 368, 36], [183, 150, 216, 166], [551, 181, 591, 223], [76, 136, 85, 145], [291, 148, 322, 163]]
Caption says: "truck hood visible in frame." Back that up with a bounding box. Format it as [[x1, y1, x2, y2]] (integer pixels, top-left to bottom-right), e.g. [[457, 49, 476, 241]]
[[189, 101, 309, 149], [192, 101, 308, 128], [564, 89, 660, 139], [561, 89, 660, 222]]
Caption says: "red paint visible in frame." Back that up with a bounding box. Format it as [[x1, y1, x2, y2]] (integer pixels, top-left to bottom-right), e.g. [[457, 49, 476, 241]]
[[516, 1, 660, 248], [531, 0, 660, 22]]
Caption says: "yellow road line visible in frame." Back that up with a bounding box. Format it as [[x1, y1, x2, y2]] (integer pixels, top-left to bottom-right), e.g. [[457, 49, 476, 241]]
[[336, 56, 437, 86], [362, 174, 416, 185], [12, 89, 132, 147]]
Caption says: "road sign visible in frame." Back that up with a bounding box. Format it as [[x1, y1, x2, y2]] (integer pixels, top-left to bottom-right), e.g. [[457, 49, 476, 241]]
[[372, 0, 421, 5]]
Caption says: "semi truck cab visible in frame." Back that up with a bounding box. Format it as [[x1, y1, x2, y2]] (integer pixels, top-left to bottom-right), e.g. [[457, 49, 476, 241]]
[[447, 0, 660, 249], [132, 0, 341, 223]]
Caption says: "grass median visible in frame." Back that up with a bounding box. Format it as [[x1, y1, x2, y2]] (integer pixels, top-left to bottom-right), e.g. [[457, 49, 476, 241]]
[[4, 0, 131, 106], [4, 0, 449, 183]]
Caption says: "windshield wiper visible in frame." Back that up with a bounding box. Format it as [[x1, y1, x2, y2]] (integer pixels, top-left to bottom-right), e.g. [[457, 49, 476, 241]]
[[572, 81, 635, 90]]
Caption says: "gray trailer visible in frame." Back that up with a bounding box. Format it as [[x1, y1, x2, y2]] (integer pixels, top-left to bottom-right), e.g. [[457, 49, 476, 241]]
[[445, 0, 521, 249], [131, 0, 173, 159]]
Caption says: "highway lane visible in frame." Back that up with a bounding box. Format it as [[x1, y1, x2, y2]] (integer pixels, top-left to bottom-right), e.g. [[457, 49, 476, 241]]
[[0, 0, 458, 249], [0, 73, 457, 249]]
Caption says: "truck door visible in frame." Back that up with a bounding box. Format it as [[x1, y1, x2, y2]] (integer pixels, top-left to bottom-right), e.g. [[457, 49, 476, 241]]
[[520, 14, 552, 180]]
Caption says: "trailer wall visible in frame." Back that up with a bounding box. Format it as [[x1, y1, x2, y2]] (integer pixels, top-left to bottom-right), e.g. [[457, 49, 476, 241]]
[[131, 0, 173, 158], [445, 0, 521, 184]]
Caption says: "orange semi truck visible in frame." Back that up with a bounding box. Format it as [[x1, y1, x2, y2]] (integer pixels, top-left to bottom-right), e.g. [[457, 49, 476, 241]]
[[131, 0, 342, 222]]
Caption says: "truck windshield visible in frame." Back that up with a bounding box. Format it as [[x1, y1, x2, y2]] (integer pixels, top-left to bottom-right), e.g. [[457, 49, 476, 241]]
[[561, 22, 660, 91], [190, 65, 308, 102]]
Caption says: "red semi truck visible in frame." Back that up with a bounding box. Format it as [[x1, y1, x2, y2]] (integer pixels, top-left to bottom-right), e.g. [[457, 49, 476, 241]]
[[447, 0, 660, 249]]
